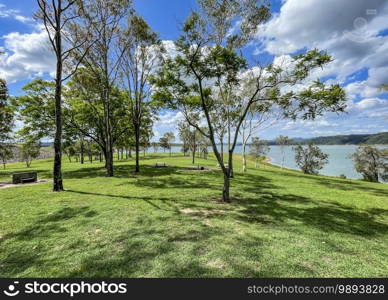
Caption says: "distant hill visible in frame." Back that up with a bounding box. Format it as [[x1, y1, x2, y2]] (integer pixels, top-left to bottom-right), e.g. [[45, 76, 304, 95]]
[[301, 132, 388, 145]]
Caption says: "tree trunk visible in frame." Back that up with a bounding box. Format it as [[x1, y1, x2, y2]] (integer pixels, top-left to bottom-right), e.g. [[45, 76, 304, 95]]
[[103, 148, 108, 168], [105, 128, 113, 176], [220, 141, 224, 163], [192, 147, 196, 164], [222, 172, 230, 203], [53, 39, 64, 191], [192, 133, 196, 164], [80, 137, 84, 164], [242, 142, 247, 173], [135, 125, 140, 173], [229, 151, 234, 178]]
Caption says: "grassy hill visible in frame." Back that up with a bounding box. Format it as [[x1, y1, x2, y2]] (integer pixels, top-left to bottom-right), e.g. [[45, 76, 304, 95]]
[[302, 132, 388, 145], [0, 154, 387, 277]]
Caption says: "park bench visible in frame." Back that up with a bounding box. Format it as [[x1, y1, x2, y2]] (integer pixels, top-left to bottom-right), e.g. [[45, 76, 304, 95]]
[[12, 171, 38, 184], [154, 162, 167, 168]]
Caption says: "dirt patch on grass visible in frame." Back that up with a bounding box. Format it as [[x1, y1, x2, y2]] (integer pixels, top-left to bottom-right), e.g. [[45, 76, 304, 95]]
[[206, 258, 225, 270], [179, 207, 227, 217], [0, 179, 50, 190]]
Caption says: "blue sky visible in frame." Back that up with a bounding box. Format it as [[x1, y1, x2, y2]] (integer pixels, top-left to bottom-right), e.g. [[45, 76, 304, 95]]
[[0, 0, 387, 141]]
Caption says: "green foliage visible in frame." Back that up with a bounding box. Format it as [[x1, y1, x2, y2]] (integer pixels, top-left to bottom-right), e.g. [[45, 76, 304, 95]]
[[276, 135, 290, 146], [20, 137, 41, 168], [294, 144, 329, 175], [249, 137, 269, 166], [64, 68, 131, 148], [159, 136, 169, 152], [159, 132, 175, 155], [12, 79, 55, 139], [0, 79, 14, 143], [351, 146, 388, 182], [0, 144, 13, 169], [303, 132, 388, 145]]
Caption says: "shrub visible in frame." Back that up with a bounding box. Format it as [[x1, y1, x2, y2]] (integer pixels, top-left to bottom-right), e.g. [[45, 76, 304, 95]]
[[294, 144, 329, 175], [351, 146, 388, 182]]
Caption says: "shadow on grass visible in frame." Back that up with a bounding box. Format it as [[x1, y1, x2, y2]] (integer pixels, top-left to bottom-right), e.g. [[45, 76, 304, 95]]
[[0, 206, 98, 276], [65, 189, 182, 212], [236, 194, 388, 237], [66, 222, 227, 277], [2, 162, 388, 277], [62, 164, 183, 179], [1, 207, 98, 243], [261, 167, 388, 197]]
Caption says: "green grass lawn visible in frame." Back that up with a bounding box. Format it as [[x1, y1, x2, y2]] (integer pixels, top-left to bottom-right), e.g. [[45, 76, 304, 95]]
[[0, 153, 387, 277]]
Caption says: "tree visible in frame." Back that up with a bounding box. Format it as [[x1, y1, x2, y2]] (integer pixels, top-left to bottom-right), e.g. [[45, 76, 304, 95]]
[[162, 132, 175, 157], [0, 79, 14, 170], [69, 0, 133, 176], [64, 68, 131, 173], [249, 137, 269, 168], [0, 145, 13, 169], [197, 133, 211, 159], [0, 78, 14, 157], [62, 138, 77, 162], [159, 136, 169, 153], [139, 122, 154, 157], [177, 120, 190, 157], [276, 135, 290, 169], [240, 100, 278, 172], [12, 79, 56, 139], [20, 137, 41, 168], [151, 0, 346, 202], [119, 14, 161, 172], [351, 146, 388, 182], [36, 0, 92, 191], [151, 142, 158, 153], [294, 144, 328, 175]]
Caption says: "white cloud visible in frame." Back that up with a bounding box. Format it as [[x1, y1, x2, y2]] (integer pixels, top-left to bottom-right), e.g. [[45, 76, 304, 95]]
[[249, 0, 388, 139], [152, 111, 184, 141], [256, 0, 388, 83], [0, 27, 56, 83], [0, 3, 34, 23]]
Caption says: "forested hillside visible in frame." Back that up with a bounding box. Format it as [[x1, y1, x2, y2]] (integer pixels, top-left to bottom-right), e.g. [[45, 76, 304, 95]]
[[302, 132, 388, 145]]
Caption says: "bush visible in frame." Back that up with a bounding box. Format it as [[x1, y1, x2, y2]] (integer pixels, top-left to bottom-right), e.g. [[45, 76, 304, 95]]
[[294, 144, 329, 175], [351, 146, 388, 182]]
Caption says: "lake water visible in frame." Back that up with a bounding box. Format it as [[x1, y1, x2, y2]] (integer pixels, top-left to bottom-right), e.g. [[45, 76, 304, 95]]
[[266, 145, 362, 179], [162, 144, 387, 180]]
